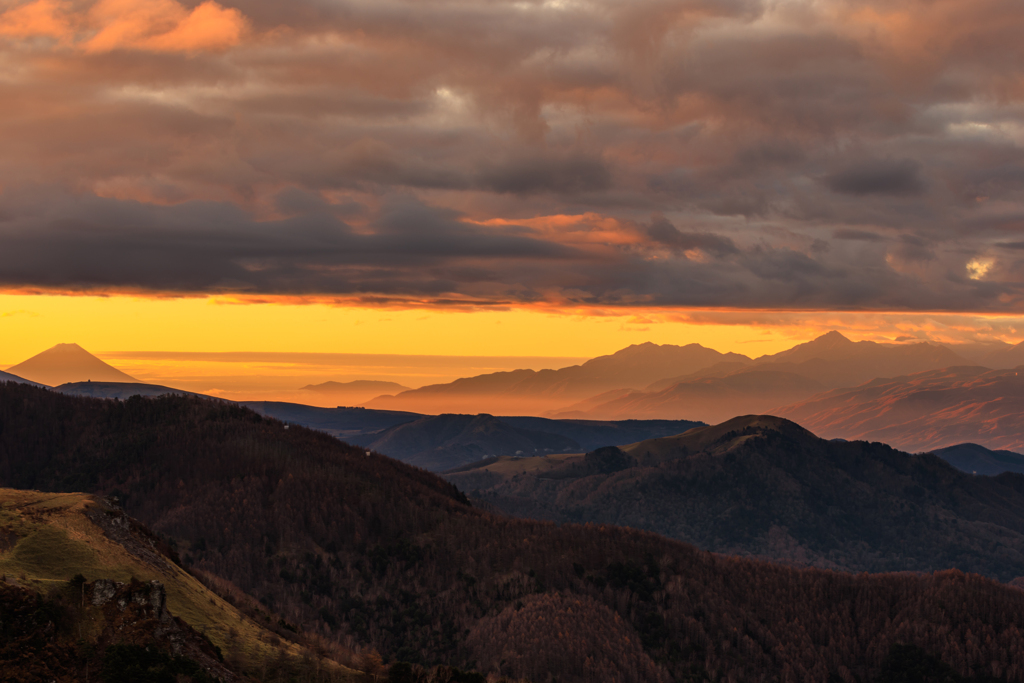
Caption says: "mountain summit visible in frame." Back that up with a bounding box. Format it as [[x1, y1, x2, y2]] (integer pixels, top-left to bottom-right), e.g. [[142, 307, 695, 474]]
[[6, 343, 137, 386]]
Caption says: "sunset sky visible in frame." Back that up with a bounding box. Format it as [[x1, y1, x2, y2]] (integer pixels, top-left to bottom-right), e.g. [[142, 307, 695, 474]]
[[3, 0, 1024, 392]]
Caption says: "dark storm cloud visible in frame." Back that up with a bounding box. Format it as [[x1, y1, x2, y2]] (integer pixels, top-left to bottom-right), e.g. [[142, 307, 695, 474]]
[[833, 230, 887, 242], [0, 192, 575, 296], [2, 0, 1024, 310], [825, 160, 926, 197], [478, 154, 612, 195], [647, 217, 739, 257]]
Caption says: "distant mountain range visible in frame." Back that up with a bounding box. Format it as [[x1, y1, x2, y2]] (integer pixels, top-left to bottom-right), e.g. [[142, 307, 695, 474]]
[[931, 443, 1024, 476], [364, 342, 751, 415], [448, 415, 1024, 580], [775, 366, 1024, 452], [551, 369, 826, 423], [9, 335, 1022, 457], [981, 340, 1024, 369], [547, 332, 973, 423], [6, 342, 138, 385], [299, 379, 411, 404]]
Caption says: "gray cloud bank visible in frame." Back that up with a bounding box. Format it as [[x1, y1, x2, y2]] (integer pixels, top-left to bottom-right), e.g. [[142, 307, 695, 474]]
[[1, 0, 1024, 311]]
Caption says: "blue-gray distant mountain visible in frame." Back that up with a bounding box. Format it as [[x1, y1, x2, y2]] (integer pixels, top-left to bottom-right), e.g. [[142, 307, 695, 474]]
[[299, 380, 412, 405], [345, 413, 706, 472], [0, 370, 46, 388], [364, 342, 752, 415], [241, 401, 420, 439], [930, 443, 1024, 477], [57, 381, 204, 400]]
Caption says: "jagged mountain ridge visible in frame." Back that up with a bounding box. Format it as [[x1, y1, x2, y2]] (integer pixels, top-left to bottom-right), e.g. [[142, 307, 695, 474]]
[[364, 342, 752, 414], [364, 332, 977, 421], [551, 332, 976, 423]]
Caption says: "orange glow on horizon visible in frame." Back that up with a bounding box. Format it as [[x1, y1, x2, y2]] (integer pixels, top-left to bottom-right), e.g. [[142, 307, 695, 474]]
[[3, 289, 1024, 399]]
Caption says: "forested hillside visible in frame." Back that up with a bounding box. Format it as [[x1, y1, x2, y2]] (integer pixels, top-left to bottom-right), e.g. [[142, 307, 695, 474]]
[[2, 382, 1023, 682], [450, 416, 1024, 580]]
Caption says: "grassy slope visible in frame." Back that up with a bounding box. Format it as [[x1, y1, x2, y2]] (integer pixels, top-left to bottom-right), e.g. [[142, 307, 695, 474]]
[[0, 488, 357, 677]]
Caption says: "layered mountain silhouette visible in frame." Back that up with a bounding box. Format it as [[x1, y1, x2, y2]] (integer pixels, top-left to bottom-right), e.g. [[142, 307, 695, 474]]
[[449, 415, 1024, 580], [549, 332, 973, 423], [344, 414, 705, 472], [364, 342, 751, 415], [982, 340, 1024, 369], [931, 443, 1024, 476], [2, 382, 1023, 682], [300, 379, 411, 404], [552, 370, 827, 423], [6, 343, 137, 385], [775, 366, 1024, 452]]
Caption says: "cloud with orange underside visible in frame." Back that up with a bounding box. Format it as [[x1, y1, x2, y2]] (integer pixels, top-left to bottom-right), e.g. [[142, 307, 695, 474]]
[[475, 214, 646, 248], [0, 0, 72, 41], [0, 0, 246, 52]]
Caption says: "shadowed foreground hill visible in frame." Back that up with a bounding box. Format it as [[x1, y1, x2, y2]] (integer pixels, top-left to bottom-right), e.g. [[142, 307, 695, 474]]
[[449, 415, 1024, 580], [2, 383, 1024, 682], [0, 488, 359, 682]]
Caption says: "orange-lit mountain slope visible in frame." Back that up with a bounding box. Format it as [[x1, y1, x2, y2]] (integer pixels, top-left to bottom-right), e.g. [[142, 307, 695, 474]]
[[550, 332, 975, 423], [550, 370, 826, 423], [775, 366, 1024, 452], [365, 342, 751, 415], [6, 343, 137, 386]]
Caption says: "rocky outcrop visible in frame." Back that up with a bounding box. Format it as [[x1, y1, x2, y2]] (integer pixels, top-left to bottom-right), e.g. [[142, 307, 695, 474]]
[[89, 578, 236, 681]]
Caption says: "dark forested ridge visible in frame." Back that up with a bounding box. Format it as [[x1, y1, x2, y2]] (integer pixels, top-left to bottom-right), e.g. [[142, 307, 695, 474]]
[[449, 415, 1024, 581], [242, 402, 704, 472], [2, 382, 1024, 682], [344, 413, 706, 472], [931, 443, 1024, 477]]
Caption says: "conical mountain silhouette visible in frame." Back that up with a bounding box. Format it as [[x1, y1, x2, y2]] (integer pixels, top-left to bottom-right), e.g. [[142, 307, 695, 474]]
[[6, 343, 137, 386]]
